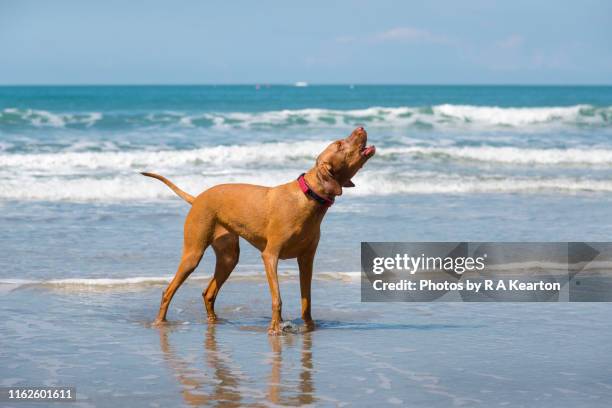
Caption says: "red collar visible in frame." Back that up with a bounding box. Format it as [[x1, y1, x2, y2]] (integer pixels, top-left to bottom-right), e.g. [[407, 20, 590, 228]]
[[297, 173, 334, 208]]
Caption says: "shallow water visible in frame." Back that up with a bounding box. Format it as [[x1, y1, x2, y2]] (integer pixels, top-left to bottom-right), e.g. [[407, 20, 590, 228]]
[[2, 280, 612, 408], [2, 197, 612, 407]]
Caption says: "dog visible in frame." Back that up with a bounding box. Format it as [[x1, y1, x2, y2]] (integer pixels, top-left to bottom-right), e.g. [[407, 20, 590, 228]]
[[142, 127, 375, 335]]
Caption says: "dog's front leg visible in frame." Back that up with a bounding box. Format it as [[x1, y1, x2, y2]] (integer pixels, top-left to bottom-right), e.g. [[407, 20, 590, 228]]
[[298, 250, 316, 332], [262, 248, 283, 335]]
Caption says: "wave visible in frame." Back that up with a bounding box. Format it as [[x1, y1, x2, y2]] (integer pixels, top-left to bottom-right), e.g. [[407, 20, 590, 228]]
[[433, 104, 610, 127], [0, 141, 329, 172], [5, 265, 612, 292], [2, 141, 612, 201], [0, 272, 360, 292], [353, 174, 612, 195], [387, 146, 612, 165], [0, 108, 103, 128], [2, 171, 612, 201], [1, 104, 610, 130], [0, 141, 612, 181], [2, 143, 612, 175]]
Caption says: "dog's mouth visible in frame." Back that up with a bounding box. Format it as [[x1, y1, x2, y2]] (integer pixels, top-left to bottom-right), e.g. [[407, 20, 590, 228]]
[[361, 145, 376, 158]]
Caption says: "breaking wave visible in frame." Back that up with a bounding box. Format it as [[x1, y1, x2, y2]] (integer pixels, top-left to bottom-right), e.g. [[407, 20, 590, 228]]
[[2, 142, 612, 173], [0, 141, 329, 171], [2, 141, 612, 201], [2, 171, 612, 201], [386, 146, 612, 165], [0, 271, 360, 292], [1, 104, 610, 130]]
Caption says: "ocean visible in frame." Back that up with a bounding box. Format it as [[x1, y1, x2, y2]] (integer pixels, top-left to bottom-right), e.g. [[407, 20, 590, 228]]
[[1, 85, 612, 407]]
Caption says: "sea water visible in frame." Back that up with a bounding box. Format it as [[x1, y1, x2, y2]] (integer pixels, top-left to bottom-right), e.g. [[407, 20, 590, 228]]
[[1, 85, 612, 407]]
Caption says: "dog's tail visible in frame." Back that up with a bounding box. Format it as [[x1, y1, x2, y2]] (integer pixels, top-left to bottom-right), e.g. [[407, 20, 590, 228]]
[[141, 172, 195, 205]]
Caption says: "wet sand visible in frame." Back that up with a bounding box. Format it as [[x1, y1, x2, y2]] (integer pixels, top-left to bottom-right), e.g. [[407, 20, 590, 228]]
[[2, 278, 612, 407]]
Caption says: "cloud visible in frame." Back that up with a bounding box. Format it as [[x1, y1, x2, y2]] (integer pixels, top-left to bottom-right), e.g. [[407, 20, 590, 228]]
[[496, 34, 524, 49], [334, 26, 451, 46], [334, 35, 355, 44], [374, 27, 449, 44]]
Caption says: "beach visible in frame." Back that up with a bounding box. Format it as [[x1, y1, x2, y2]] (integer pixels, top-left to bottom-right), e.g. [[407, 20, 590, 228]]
[[3, 276, 612, 407], [2, 85, 612, 406]]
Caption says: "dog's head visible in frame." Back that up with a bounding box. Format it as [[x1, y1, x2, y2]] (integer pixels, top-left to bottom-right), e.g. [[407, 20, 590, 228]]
[[315, 127, 376, 196]]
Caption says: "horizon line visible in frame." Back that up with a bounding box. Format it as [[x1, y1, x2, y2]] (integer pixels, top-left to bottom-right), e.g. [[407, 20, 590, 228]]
[[1, 83, 611, 87]]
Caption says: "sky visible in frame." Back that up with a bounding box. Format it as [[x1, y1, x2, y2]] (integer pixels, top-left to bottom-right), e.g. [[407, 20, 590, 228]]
[[1, 0, 611, 85]]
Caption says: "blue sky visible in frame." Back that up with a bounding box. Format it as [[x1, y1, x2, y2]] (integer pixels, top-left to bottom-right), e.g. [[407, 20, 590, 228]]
[[1, 0, 611, 84]]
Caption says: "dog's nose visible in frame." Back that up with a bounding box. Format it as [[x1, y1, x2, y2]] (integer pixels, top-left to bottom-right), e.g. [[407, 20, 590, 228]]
[[348, 126, 367, 141]]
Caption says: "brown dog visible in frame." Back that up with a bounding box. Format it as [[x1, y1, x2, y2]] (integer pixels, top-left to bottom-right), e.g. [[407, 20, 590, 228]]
[[143, 127, 375, 334]]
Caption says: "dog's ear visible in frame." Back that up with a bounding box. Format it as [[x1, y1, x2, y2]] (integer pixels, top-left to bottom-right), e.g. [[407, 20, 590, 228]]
[[317, 161, 343, 196], [343, 179, 355, 188]]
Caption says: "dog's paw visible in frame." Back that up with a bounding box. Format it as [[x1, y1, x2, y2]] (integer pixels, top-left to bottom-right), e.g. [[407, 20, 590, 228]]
[[303, 320, 316, 332], [206, 314, 218, 324], [267, 321, 283, 336], [151, 318, 167, 328]]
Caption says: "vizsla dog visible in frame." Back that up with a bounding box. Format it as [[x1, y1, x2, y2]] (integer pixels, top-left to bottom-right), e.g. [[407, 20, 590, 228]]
[[143, 127, 375, 335]]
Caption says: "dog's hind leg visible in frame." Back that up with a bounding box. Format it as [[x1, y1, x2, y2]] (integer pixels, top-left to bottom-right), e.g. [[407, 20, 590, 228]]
[[153, 213, 212, 325], [203, 227, 240, 322]]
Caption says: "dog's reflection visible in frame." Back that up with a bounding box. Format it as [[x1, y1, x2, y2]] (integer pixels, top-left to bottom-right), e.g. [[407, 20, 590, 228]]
[[158, 325, 314, 406], [267, 332, 314, 406]]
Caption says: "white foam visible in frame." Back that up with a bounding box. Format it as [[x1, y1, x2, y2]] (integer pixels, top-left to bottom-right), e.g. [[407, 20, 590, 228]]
[[3, 265, 609, 292], [45, 276, 178, 285], [433, 104, 594, 126], [2, 104, 610, 130], [353, 173, 612, 195], [2, 143, 612, 176], [1, 108, 102, 128], [1, 170, 612, 202], [0, 140, 328, 172], [0, 271, 360, 291], [178, 105, 612, 129], [386, 146, 612, 165], [2, 141, 612, 202], [0, 276, 197, 292]]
